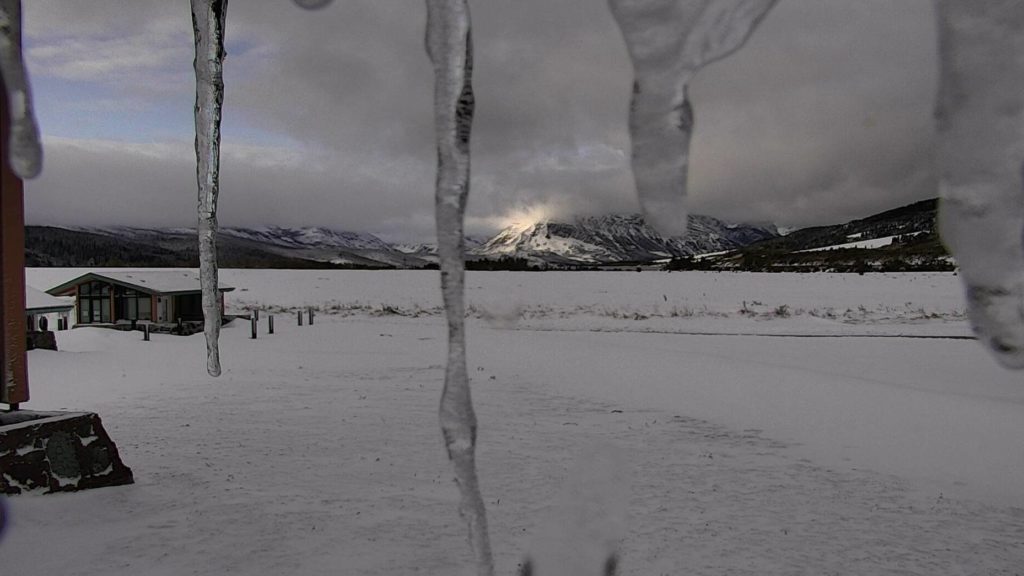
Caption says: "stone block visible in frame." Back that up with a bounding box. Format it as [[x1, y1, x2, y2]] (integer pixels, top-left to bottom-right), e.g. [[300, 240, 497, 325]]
[[0, 411, 133, 495], [26, 330, 57, 351]]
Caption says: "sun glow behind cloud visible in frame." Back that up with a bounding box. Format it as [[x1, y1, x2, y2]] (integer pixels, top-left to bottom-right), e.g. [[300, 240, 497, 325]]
[[487, 203, 559, 233]]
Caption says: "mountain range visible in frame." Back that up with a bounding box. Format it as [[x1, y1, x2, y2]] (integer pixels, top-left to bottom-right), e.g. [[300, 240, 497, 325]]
[[25, 213, 777, 269], [24, 199, 948, 271]]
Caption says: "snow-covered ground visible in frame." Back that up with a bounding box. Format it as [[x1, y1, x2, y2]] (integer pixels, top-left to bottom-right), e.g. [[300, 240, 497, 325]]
[[4, 269, 1023, 574]]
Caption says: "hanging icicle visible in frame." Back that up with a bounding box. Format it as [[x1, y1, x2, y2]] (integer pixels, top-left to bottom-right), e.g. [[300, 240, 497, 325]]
[[292, 0, 333, 9], [934, 0, 1024, 369], [0, 0, 41, 179], [191, 0, 228, 377], [425, 1, 494, 575], [607, 0, 777, 237]]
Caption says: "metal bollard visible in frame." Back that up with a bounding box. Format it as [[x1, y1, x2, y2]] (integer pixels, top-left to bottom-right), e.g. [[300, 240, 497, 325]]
[[297, 310, 303, 326], [251, 316, 258, 339], [268, 315, 274, 335], [143, 324, 150, 341], [308, 307, 314, 326]]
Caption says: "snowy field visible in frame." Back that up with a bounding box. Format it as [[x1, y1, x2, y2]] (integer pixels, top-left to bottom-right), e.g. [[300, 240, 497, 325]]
[[4, 269, 1024, 574]]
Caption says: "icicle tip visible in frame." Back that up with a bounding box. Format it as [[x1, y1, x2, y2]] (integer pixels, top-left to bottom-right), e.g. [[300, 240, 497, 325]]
[[291, 0, 333, 10]]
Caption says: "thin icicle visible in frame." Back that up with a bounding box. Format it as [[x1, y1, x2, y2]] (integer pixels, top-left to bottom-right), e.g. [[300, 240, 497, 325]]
[[934, 1, 1024, 369], [607, 0, 777, 237], [425, 1, 494, 575], [0, 0, 41, 179], [191, 0, 227, 377], [292, 0, 333, 9]]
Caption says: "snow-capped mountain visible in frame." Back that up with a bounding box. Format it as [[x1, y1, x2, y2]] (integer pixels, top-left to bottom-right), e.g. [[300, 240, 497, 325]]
[[471, 214, 778, 265]]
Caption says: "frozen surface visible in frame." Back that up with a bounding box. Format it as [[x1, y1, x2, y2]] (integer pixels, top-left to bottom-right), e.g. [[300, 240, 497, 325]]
[[6, 269, 1024, 574], [29, 268, 972, 335]]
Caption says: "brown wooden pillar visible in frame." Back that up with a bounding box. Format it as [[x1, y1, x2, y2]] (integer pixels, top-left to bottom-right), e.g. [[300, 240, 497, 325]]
[[0, 77, 29, 408]]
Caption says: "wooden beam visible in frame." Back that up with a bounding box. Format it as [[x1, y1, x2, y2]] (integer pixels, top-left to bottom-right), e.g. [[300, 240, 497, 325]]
[[0, 75, 29, 407]]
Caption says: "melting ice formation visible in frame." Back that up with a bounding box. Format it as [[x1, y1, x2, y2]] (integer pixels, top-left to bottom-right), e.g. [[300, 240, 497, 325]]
[[0, 0, 41, 179], [424, 2, 496, 575], [191, 0, 228, 377], [934, 1, 1024, 369], [607, 0, 778, 238]]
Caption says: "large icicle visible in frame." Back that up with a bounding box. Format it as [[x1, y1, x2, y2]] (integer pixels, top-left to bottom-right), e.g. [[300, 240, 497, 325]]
[[934, 1, 1024, 369], [191, 0, 227, 377], [425, 1, 494, 575], [0, 0, 41, 179], [607, 0, 777, 237]]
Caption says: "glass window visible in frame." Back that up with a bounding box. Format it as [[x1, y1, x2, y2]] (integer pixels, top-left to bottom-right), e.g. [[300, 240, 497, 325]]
[[138, 295, 152, 320], [78, 299, 89, 323]]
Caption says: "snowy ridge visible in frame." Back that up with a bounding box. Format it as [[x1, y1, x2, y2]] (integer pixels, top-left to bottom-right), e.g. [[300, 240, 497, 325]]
[[57, 225, 432, 269], [220, 225, 393, 252], [472, 214, 777, 265]]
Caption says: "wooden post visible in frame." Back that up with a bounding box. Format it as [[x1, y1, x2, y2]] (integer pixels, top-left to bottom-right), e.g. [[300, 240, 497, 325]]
[[308, 307, 314, 326], [143, 323, 150, 342], [253, 308, 259, 322], [297, 310, 303, 326], [250, 315, 257, 339], [0, 75, 28, 409], [268, 314, 274, 335]]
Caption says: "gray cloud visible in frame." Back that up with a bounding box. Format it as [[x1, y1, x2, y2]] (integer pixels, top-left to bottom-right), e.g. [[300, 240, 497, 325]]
[[24, 0, 939, 242]]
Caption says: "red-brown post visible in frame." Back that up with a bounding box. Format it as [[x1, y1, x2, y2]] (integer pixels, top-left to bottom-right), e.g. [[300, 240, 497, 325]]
[[0, 77, 29, 408]]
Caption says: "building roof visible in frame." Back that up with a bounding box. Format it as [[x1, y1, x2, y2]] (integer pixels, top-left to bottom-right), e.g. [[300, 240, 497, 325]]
[[46, 270, 236, 297], [25, 286, 74, 314]]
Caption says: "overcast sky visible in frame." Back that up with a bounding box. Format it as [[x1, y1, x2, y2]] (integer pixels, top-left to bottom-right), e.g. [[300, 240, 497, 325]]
[[21, 0, 937, 243]]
